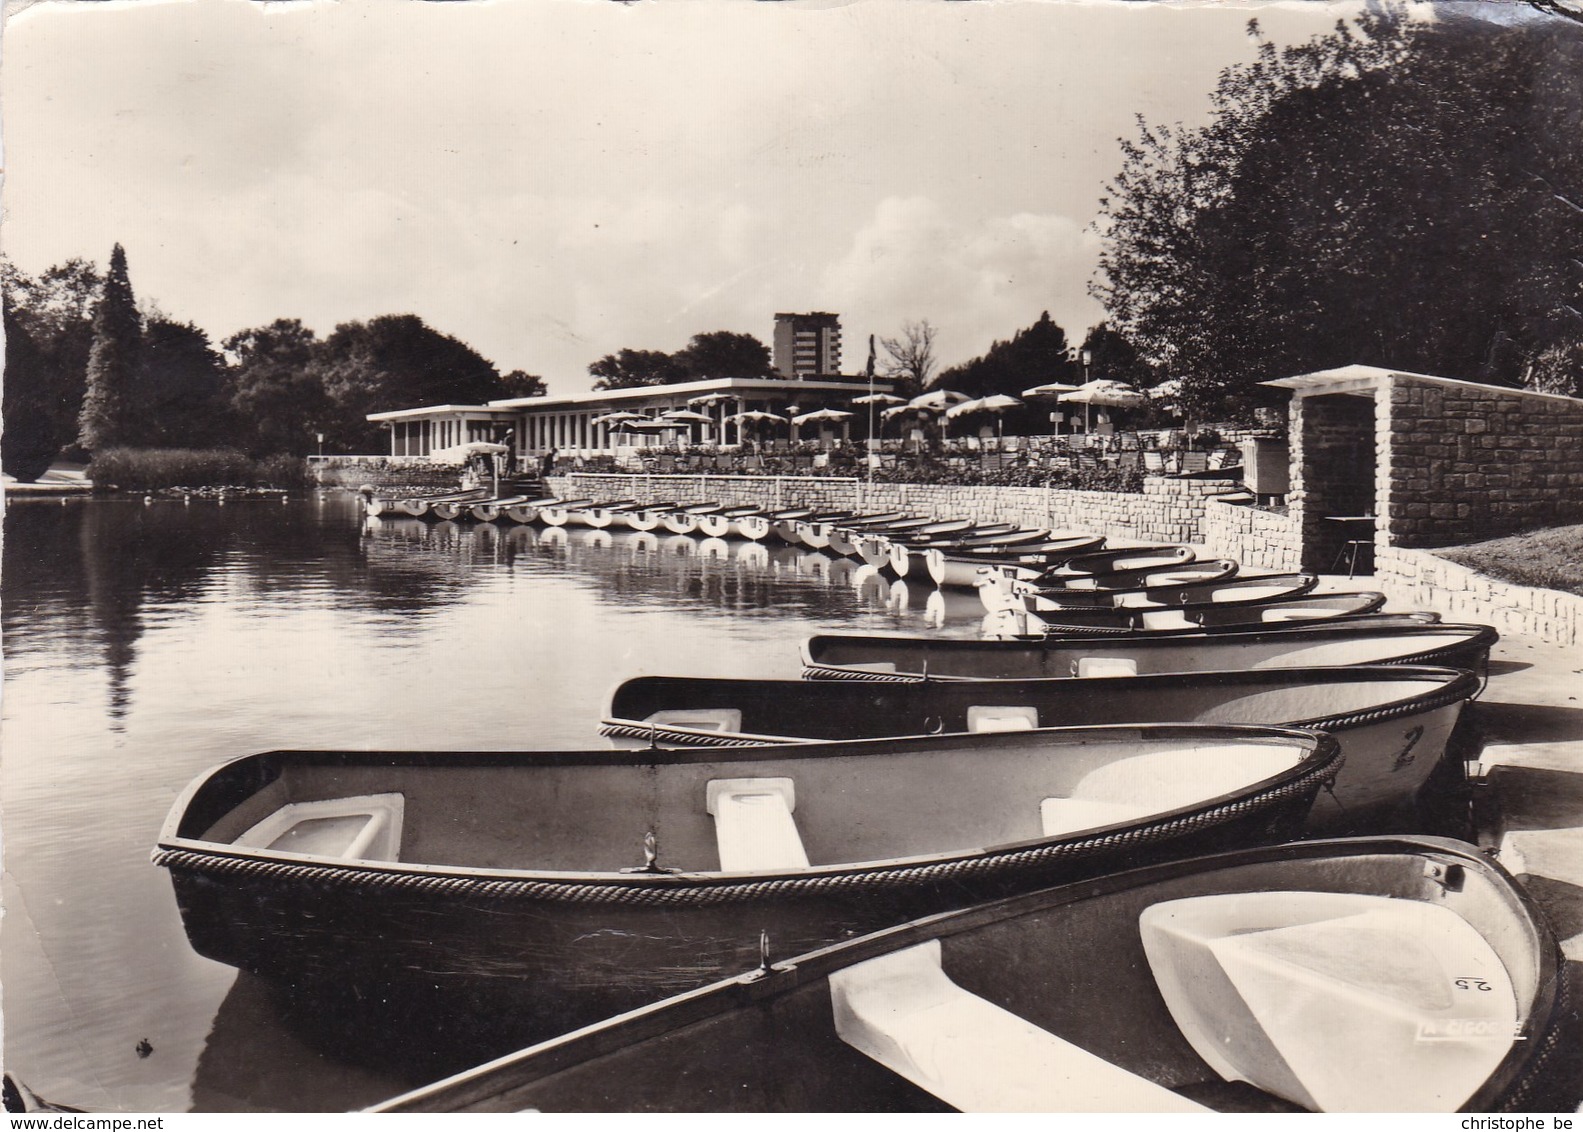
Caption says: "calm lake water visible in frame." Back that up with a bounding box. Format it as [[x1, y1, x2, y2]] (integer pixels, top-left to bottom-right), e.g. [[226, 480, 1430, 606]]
[[0, 494, 989, 1112]]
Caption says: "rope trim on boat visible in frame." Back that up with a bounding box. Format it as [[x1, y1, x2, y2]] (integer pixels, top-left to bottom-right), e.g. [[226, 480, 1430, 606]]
[[1494, 949, 1570, 1112], [605, 673, 1476, 748], [151, 752, 1337, 908], [802, 636, 1496, 684]]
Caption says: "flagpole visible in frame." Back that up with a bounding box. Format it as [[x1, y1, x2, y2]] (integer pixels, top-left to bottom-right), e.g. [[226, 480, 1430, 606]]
[[865, 334, 876, 494]]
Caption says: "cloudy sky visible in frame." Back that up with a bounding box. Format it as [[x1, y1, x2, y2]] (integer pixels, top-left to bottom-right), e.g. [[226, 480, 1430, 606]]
[[4, 0, 1367, 396]]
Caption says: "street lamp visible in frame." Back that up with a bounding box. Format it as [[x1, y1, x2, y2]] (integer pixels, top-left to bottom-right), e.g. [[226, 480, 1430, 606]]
[[316, 432, 325, 457]]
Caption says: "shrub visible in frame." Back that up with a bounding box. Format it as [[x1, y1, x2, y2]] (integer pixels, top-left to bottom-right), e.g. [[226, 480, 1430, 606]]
[[86, 447, 309, 490]]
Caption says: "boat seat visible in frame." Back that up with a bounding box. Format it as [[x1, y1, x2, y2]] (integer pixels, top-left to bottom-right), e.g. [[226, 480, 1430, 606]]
[[646, 708, 743, 734], [1138, 610, 1195, 630], [967, 706, 1038, 733], [1072, 657, 1138, 678], [1262, 607, 1329, 622], [1141, 892, 1517, 1112], [234, 793, 404, 862], [830, 940, 1209, 1112], [706, 778, 809, 871]]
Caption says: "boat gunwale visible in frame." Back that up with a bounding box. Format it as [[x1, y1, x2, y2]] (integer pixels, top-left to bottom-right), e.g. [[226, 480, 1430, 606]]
[[366, 834, 1562, 1115], [154, 725, 1340, 896], [599, 664, 1483, 750], [799, 622, 1501, 681]]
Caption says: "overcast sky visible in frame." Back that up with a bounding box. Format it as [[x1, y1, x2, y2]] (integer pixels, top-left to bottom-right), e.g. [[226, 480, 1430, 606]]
[[3, 0, 1370, 396]]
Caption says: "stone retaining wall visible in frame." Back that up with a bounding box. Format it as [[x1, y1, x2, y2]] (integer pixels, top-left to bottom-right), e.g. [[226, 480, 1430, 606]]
[[1203, 499, 1303, 573], [1375, 545, 1583, 648], [548, 471, 1239, 546], [1382, 377, 1583, 548]]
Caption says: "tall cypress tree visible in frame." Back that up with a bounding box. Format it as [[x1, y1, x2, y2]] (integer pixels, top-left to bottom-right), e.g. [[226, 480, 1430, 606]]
[[77, 243, 141, 451]]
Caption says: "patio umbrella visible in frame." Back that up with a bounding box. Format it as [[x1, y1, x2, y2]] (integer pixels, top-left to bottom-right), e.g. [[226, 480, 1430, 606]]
[[615, 418, 690, 432], [428, 441, 509, 465], [660, 409, 716, 424], [1021, 381, 1081, 399], [724, 410, 788, 425], [792, 408, 855, 425], [686, 393, 731, 407], [851, 393, 906, 406], [945, 393, 1022, 440], [1148, 378, 1185, 400], [909, 389, 971, 413], [1059, 380, 1147, 432], [590, 411, 645, 426]]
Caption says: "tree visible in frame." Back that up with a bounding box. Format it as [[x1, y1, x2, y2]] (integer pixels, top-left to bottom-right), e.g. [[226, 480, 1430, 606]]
[[1094, 8, 1583, 419], [878, 320, 939, 398], [1527, 338, 1583, 399], [937, 312, 1075, 398], [136, 319, 229, 448], [224, 318, 327, 456], [2, 305, 60, 480], [499, 369, 548, 398], [313, 314, 503, 451], [2, 258, 103, 457], [588, 348, 688, 391], [673, 331, 774, 380], [77, 244, 142, 451]]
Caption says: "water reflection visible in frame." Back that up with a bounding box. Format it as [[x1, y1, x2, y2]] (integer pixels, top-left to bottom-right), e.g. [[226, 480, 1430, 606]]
[[1, 495, 984, 1112]]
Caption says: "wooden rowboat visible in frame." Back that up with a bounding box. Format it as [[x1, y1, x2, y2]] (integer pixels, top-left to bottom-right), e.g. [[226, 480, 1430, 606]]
[[372, 836, 1567, 1114], [1042, 544, 1197, 578], [773, 511, 852, 543], [154, 725, 1337, 1052], [662, 503, 726, 535], [735, 509, 813, 541], [985, 571, 1320, 614], [396, 487, 491, 518], [802, 621, 1498, 682], [603, 665, 1481, 828], [696, 507, 768, 538], [502, 497, 593, 524], [925, 534, 1108, 588], [1031, 558, 1241, 593], [985, 590, 1392, 635], [804, 513, 913, 552], [468, 495, 545, 523], [619, 502, 685, 531]]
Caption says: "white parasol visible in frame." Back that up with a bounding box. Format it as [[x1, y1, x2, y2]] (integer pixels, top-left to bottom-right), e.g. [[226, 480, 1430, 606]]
[[1059, 380, 1147, 432], [851, 393, 906, 406], [792, 408, 855, 425], [908, 389, 971, 413]]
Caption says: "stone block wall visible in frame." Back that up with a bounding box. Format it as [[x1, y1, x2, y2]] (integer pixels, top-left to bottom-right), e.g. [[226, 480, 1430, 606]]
[[1383, 377, 1583, 548], [1203, 500, 1302, 573], [548, 472, 1240, 546], [1376, 545, 1583, 647]]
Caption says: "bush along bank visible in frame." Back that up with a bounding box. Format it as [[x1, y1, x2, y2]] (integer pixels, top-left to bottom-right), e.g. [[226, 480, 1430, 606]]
[[86, 448, 310, 492]]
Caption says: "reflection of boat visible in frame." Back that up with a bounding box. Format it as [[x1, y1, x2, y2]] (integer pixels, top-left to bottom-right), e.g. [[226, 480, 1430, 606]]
[[372, 835, 1565, 1115], [603, 665, 1481, 827], [156, 726, 1336, 1051], [802, 621, 1499, 681]]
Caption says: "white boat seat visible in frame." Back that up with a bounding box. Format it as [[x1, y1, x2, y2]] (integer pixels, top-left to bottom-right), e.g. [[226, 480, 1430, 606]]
[[1262, 607, 1329, 622], [234, 793, 404, 862], [1073, 657, 1138, 678], [1141, 892, 1517, 1112], [830, 940, 1209, 1112], [646, 708, 743, 734], [1138, 610, 1195, 630], [967, 705, 1038, 733], [706, 778, 809, 871]]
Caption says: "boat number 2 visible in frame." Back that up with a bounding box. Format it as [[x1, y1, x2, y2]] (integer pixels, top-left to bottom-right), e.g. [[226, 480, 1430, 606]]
[[1454, 977, 1492, 992], [1391, 725, 1425, 772]]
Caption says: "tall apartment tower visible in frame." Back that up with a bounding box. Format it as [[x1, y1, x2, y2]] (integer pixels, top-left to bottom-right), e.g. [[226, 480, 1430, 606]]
[[772, 312, 842, 379]]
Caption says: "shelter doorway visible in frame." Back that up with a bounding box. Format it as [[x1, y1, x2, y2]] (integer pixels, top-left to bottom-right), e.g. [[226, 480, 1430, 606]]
[[1298, 392, 1378, 575]]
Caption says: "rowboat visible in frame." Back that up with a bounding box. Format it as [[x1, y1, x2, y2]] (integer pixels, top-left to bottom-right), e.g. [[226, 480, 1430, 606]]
[[886, 526, 1040, 578], [501, 496, 592, 524], [662, 503, 726, 535], [855, 521, 980, 568], [824, 515, 925, 556], [985, 571, 1319, 614], [801, 621, 1498, 681], [925, 534, 1109, 588], [773, 511, 852, 543], [1030, 558, 1241, 593], [987, 591, 1397, 635], [396, 487, 491, 518], [603, 665, 1481, 828], [1041, 544, 1197, 578], [619, 502, 685, 532], [801, 513, 912, 552], [154, 725, 1337, 1050], [469, 495, 548, 523], [540, 499, 637, 527], [572, 501, 647, 529], [736, 509, 813, 541], [372, 836, 1566, 1114], [696, 507, 768, 538]]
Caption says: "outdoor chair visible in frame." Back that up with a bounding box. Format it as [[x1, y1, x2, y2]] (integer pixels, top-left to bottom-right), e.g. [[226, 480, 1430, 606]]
[[1143, 451, 1166, 474], [1178, 451, 1210, 475]]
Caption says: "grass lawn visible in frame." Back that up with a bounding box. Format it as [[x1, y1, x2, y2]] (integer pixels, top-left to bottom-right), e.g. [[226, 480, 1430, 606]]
[[1437, 524, 1583, 597]]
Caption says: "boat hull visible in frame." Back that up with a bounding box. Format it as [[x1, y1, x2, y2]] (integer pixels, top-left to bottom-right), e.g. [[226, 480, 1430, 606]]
[[156, 727, 1335, 1052], [603, 666, 1481, 830], [371, 836, 1567, 1114]]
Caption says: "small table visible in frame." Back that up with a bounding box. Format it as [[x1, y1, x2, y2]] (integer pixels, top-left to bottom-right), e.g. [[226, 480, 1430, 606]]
[[1324, 515, 1376, 578]]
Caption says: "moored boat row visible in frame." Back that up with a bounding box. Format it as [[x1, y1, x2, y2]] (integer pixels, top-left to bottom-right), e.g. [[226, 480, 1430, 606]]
[[153, 492, 1550, 1113]]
